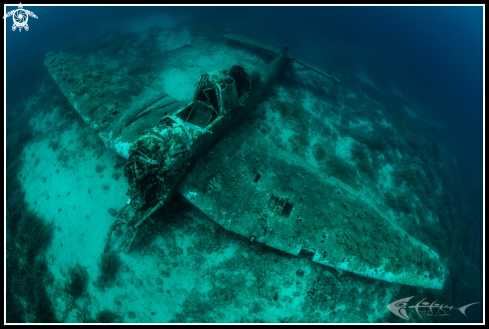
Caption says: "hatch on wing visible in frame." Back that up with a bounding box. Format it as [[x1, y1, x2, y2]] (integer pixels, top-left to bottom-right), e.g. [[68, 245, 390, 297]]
[[178, 120, 445, 289], [43, 52, 184, 159]]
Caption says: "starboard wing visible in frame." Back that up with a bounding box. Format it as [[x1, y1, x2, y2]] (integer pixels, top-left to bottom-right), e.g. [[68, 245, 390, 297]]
[[177, 114, 446, 290], [43, 52, 184, 159], [43, 48, 446, 289]]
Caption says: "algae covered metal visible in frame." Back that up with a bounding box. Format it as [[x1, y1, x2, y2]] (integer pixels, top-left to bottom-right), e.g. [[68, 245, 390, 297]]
[[178, 121, 445, 289], [43, 36, 446, 290]]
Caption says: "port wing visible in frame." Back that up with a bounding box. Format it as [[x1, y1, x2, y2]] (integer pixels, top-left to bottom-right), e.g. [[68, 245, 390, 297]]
[[177, 119, 446, 289], [43, 52, 183, 158]]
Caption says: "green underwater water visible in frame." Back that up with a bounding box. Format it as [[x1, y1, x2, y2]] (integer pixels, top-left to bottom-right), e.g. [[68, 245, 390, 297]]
[[6, 21, 482, 323]]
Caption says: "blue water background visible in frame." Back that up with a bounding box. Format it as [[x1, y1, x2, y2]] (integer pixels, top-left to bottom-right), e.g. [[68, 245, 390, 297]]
[[6, 4, 483, 271]]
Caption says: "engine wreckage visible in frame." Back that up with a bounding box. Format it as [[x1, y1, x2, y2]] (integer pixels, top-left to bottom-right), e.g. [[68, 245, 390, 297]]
[[43, 34, 446, 290]]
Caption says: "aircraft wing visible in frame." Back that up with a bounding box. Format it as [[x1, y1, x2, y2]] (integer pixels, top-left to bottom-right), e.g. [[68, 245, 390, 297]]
[[43, 52, 184, 159], [43, 50, 445, 290], [177, 108, 446, 290]]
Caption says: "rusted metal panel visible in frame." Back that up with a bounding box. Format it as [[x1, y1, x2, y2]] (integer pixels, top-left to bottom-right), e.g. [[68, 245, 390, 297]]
[[44, 41, 445, 289], [178, 120, 445, 289], [43, 52, 182, 158]]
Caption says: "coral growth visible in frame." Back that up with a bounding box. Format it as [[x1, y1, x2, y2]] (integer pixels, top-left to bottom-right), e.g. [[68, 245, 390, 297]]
[[65, 263, 88, 300]]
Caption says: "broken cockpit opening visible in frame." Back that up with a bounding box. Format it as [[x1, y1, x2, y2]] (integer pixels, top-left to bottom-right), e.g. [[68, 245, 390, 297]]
[[119, 63, 263, 252], [124, 64, 260, 212], [191, 63, 259, 119]]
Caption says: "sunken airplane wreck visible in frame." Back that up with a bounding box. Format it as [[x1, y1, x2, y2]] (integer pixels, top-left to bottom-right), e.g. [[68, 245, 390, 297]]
[[43, 34, 445, 290]]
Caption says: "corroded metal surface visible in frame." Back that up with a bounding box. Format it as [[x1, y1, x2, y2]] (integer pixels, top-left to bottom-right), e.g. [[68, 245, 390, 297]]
[[44, 36, 445, 290], [178, 119, 445, 289], [43, 52, 183, 159], [115, 50, 287, 252]]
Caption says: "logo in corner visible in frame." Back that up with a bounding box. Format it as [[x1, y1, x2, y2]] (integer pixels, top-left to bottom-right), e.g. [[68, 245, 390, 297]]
[[387, 296, 480, 320], [3, 3, 38, 32]]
